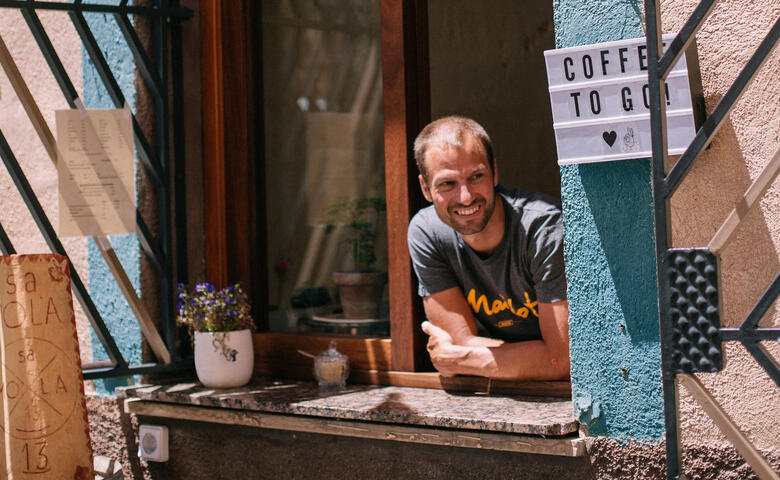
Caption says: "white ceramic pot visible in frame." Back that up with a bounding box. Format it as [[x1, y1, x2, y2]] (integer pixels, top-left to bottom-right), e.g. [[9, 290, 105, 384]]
[[194, 329, 254, 388]]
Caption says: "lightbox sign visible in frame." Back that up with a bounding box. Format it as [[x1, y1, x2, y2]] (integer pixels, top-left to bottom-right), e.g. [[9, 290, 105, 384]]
[[544, 34, 702, 165]]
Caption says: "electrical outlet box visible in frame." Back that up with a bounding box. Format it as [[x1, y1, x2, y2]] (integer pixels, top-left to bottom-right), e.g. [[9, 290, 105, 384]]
[[138, 425, 169, 462]]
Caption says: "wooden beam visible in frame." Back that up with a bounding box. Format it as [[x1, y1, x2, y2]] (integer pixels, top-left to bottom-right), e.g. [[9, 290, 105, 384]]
[[709, 145, 780, 255], [95, 237, 171, 363], [0, 33, 57, 161], [253, 360, 572, 398], [125, 399, 585, 457], [200, 0, 254, 293], [253, 332, 393, 371], [381, 0, 430, 372], [678, 374, 779, 480], [201, 0, 228, 286]]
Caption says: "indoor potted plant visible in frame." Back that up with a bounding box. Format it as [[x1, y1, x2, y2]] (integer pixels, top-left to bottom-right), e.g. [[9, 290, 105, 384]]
[[177, 282, 256, 388], [323, 195, 387, 319]]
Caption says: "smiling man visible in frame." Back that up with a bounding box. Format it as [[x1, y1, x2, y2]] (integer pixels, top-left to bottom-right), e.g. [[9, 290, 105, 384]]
[[407, 116, 570, 381]]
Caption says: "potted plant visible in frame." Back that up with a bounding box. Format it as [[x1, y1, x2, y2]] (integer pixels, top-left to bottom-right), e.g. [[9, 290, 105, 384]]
[[177, 282, 256, 388], [323, 195, 387, 319]]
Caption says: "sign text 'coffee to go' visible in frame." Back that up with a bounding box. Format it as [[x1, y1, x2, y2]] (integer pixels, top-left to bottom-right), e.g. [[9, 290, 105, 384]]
[[544, 34, 703, 165]]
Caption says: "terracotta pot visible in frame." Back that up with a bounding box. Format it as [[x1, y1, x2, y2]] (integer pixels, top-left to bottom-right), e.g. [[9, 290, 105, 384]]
[[194, 329, 254, 388], [332, 271, 387, 319]]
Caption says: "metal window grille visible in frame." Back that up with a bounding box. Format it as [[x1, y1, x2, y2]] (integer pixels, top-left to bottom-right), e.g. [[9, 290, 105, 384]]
[[0, 0, 192, 379], [644, 1, 780, 478]]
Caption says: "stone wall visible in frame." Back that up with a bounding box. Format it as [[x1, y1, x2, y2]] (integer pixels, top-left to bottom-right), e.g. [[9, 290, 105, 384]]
[[86, 395, 779, 479]]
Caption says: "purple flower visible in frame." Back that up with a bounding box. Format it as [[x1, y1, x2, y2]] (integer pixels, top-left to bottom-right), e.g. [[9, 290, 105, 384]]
[[175, 282, 254, 334]]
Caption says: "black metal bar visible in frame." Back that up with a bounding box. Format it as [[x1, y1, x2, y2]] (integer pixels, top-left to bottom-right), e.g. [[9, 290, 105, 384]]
[[154, 0, 176, 353], [0, 128, 127, 370], [68, 9, 166, 190], [742, 340, 780, 387], [115, 13, 164, 101], [137, 211, 165, 275], [657, 0, 717, 78], [82, 358, 193, 380], [663, 16, 780, 199], [0, 0, 193, 18], [721, 327, 780, 342], [645, 1, 684, 478], [0, 221, 16, 255], [740, 272, 780, 332]]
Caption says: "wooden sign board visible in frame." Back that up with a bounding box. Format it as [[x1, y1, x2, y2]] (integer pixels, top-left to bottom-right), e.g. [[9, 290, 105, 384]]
[[544, 34, 704, 165], [0, 255, 93, 479]]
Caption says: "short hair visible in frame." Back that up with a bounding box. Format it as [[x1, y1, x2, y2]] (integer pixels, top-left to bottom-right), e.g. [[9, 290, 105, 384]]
[[413, 116, 494, 183]]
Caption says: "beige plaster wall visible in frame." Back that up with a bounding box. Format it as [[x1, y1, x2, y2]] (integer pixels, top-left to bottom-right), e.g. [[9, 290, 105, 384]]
[[0, 9, 92, 366], [661, 0, 780, 451]]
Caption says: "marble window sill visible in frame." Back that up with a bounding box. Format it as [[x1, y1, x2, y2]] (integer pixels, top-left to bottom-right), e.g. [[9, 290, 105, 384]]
[[119, 377, 584, 456]]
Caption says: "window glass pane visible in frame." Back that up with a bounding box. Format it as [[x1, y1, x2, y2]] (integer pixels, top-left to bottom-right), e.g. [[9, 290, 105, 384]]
[[428, 0, 560, 198], [262, 0, 387, 335]]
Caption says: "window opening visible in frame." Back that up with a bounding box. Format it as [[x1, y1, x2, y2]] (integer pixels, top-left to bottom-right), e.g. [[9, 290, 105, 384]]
[[261, 0, 387, 337]]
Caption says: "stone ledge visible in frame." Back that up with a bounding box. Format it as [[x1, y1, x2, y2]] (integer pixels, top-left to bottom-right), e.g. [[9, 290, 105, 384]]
[[119, 377, 583, 456], [124, 400, 585, 457]]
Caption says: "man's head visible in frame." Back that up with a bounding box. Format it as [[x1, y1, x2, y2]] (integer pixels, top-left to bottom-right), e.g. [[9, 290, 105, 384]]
[[414, 116, 495, 184], [413, 116, 500, 237]]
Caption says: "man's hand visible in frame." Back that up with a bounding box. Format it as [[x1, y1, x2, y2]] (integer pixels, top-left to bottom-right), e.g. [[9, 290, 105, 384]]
[[421, 321, 460, 377], [421, 320, 497, 378]]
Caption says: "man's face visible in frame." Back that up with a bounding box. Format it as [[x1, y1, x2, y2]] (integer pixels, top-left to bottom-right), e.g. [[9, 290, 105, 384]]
[[419, 136, 498, 236]]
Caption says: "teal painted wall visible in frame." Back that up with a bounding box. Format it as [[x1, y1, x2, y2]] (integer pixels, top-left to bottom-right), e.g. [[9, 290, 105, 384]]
[[552, 0, 664, 440], [82, 8, 141, 393]]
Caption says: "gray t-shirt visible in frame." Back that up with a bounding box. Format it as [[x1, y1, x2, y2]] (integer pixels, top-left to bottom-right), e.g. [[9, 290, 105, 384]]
[[407, 186, 567, 342]]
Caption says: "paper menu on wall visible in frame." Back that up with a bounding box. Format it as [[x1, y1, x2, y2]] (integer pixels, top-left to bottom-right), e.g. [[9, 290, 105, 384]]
[[55, 108, 135, 237]]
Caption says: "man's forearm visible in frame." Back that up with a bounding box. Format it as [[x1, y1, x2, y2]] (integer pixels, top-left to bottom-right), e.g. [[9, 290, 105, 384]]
[[421, 293, 571, 381], [456, 334, 504, 348], [436, 340, 570, 380]]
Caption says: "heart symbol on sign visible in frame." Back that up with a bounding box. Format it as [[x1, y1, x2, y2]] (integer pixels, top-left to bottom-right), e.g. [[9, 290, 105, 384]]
[[602, 131, 617, 147]]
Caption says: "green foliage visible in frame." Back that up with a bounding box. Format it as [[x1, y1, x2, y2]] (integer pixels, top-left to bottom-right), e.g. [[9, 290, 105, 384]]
[[322, 195, 386, 271]]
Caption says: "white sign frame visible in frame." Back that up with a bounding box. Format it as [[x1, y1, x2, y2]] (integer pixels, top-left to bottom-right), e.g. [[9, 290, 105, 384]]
[[544, 34, 703, 165]]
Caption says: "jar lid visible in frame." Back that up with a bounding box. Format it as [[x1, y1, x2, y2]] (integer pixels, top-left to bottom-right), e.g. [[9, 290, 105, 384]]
[[316, 340, 347, 363]]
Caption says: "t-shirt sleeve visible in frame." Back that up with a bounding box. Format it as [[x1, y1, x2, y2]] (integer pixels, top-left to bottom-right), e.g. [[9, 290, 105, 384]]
[[407, 215, 459, 297], [528, 210, 567, 303]]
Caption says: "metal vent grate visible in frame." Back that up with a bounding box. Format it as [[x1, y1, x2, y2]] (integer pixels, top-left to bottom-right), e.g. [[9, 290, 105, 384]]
[[667, 248, 722, 373]]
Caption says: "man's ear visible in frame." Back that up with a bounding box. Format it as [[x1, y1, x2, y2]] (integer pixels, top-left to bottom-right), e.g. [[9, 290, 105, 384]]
[[492, 157, 499, 187], [419, 174, 432, 202]]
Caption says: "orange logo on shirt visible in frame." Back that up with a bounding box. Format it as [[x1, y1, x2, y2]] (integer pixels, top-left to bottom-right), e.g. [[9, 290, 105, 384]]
[[466, 290, 539, 325]]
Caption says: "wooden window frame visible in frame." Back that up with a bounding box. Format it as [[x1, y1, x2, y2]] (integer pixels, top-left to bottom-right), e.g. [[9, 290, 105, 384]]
[[199, 0, 570, 397], [200, 0, 428, 374]]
